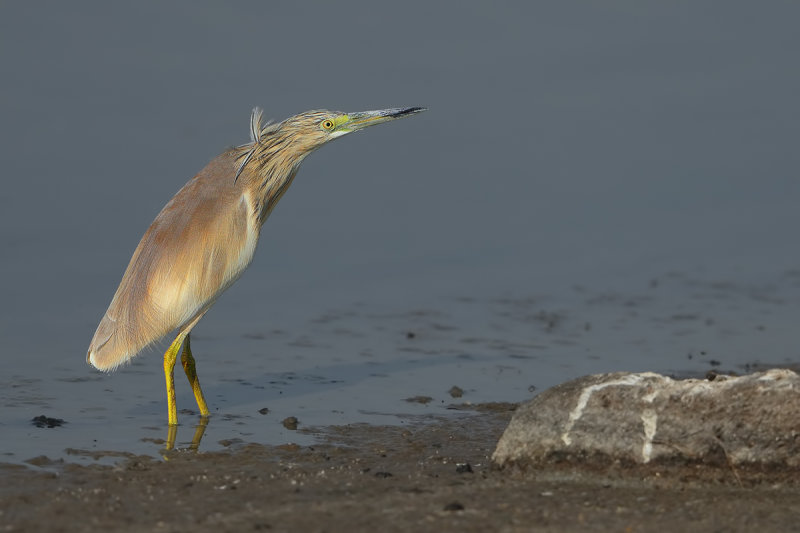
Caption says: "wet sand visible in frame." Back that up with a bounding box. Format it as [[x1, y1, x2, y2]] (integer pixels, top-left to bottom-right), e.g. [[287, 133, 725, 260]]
[[3, 403, 800, 533]]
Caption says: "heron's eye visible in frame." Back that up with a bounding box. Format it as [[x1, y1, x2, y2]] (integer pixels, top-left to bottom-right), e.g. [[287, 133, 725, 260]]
[[321, 119, 335, 131]]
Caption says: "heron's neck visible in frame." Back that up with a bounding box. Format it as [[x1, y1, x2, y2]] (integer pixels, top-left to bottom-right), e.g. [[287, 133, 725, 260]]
[[245, 152, 307, 227]]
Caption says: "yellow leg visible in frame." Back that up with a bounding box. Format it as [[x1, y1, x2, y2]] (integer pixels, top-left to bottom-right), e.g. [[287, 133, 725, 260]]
[[180, 333, 210, 417], [163, 331, 189, 426]]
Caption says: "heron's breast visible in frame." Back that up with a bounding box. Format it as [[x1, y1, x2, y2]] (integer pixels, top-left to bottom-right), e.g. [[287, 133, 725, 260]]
[[216, 191, 260, 290], [144, 191, 259, 327]]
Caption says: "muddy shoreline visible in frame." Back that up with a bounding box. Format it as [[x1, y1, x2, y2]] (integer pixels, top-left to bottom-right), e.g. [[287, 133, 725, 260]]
[[3, 403, 800, 532]]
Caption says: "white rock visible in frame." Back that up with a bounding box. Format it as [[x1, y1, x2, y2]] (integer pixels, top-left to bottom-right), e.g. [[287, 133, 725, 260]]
[[493, 369, 800, 468]]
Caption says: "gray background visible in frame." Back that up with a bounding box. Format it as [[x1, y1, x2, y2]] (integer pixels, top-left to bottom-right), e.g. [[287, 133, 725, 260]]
[[1, 2, 799, 460]]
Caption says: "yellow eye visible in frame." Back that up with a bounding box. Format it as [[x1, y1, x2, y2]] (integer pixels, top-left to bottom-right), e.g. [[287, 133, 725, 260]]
[[321, 119, 334, 131]]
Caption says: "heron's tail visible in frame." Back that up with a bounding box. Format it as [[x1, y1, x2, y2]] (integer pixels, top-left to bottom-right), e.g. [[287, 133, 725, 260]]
[[87, 311, 141, 371]]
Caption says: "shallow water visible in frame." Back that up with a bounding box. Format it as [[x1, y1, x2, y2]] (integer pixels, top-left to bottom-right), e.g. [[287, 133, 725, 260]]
[[5, 271, 800, 465], [2, 2, 800, 464]]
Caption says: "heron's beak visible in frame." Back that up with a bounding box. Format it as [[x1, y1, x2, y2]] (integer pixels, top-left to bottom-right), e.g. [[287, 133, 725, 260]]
[[343, 107, 427, 132]]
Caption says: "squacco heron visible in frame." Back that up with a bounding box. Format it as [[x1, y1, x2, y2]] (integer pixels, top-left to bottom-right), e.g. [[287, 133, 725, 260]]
[[87, 106, 426, 425]]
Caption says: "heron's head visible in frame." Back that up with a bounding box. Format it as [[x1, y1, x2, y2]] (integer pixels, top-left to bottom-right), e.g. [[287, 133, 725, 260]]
[[235, 106, 426, 183], [277, 106, 427, 153]]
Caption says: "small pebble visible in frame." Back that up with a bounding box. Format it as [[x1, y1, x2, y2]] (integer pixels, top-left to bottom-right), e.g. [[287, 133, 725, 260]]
[[455, 463, 473, 474], [448, 386, 464, 398], [404, 396, 433, 405], [31, 415, 65, 428], [443, 502, 464, 511]]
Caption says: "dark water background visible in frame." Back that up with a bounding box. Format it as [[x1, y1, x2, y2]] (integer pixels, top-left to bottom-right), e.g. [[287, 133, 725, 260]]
[[1, 2, 799, 463]]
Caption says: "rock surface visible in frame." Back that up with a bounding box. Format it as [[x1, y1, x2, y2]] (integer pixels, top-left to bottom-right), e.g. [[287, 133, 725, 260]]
[[493, 369, 800, 468]]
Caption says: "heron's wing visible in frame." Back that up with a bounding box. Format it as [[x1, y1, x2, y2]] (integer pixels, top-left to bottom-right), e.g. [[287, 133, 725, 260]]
[[88, 151, 255, 370]]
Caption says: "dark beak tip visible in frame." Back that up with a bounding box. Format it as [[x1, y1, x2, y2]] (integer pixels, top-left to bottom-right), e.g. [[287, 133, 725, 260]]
[[393, 106, 427, 118]]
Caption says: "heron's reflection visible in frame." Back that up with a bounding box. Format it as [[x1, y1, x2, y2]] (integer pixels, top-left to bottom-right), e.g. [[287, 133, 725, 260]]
[[164, 416, 209, 452]]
